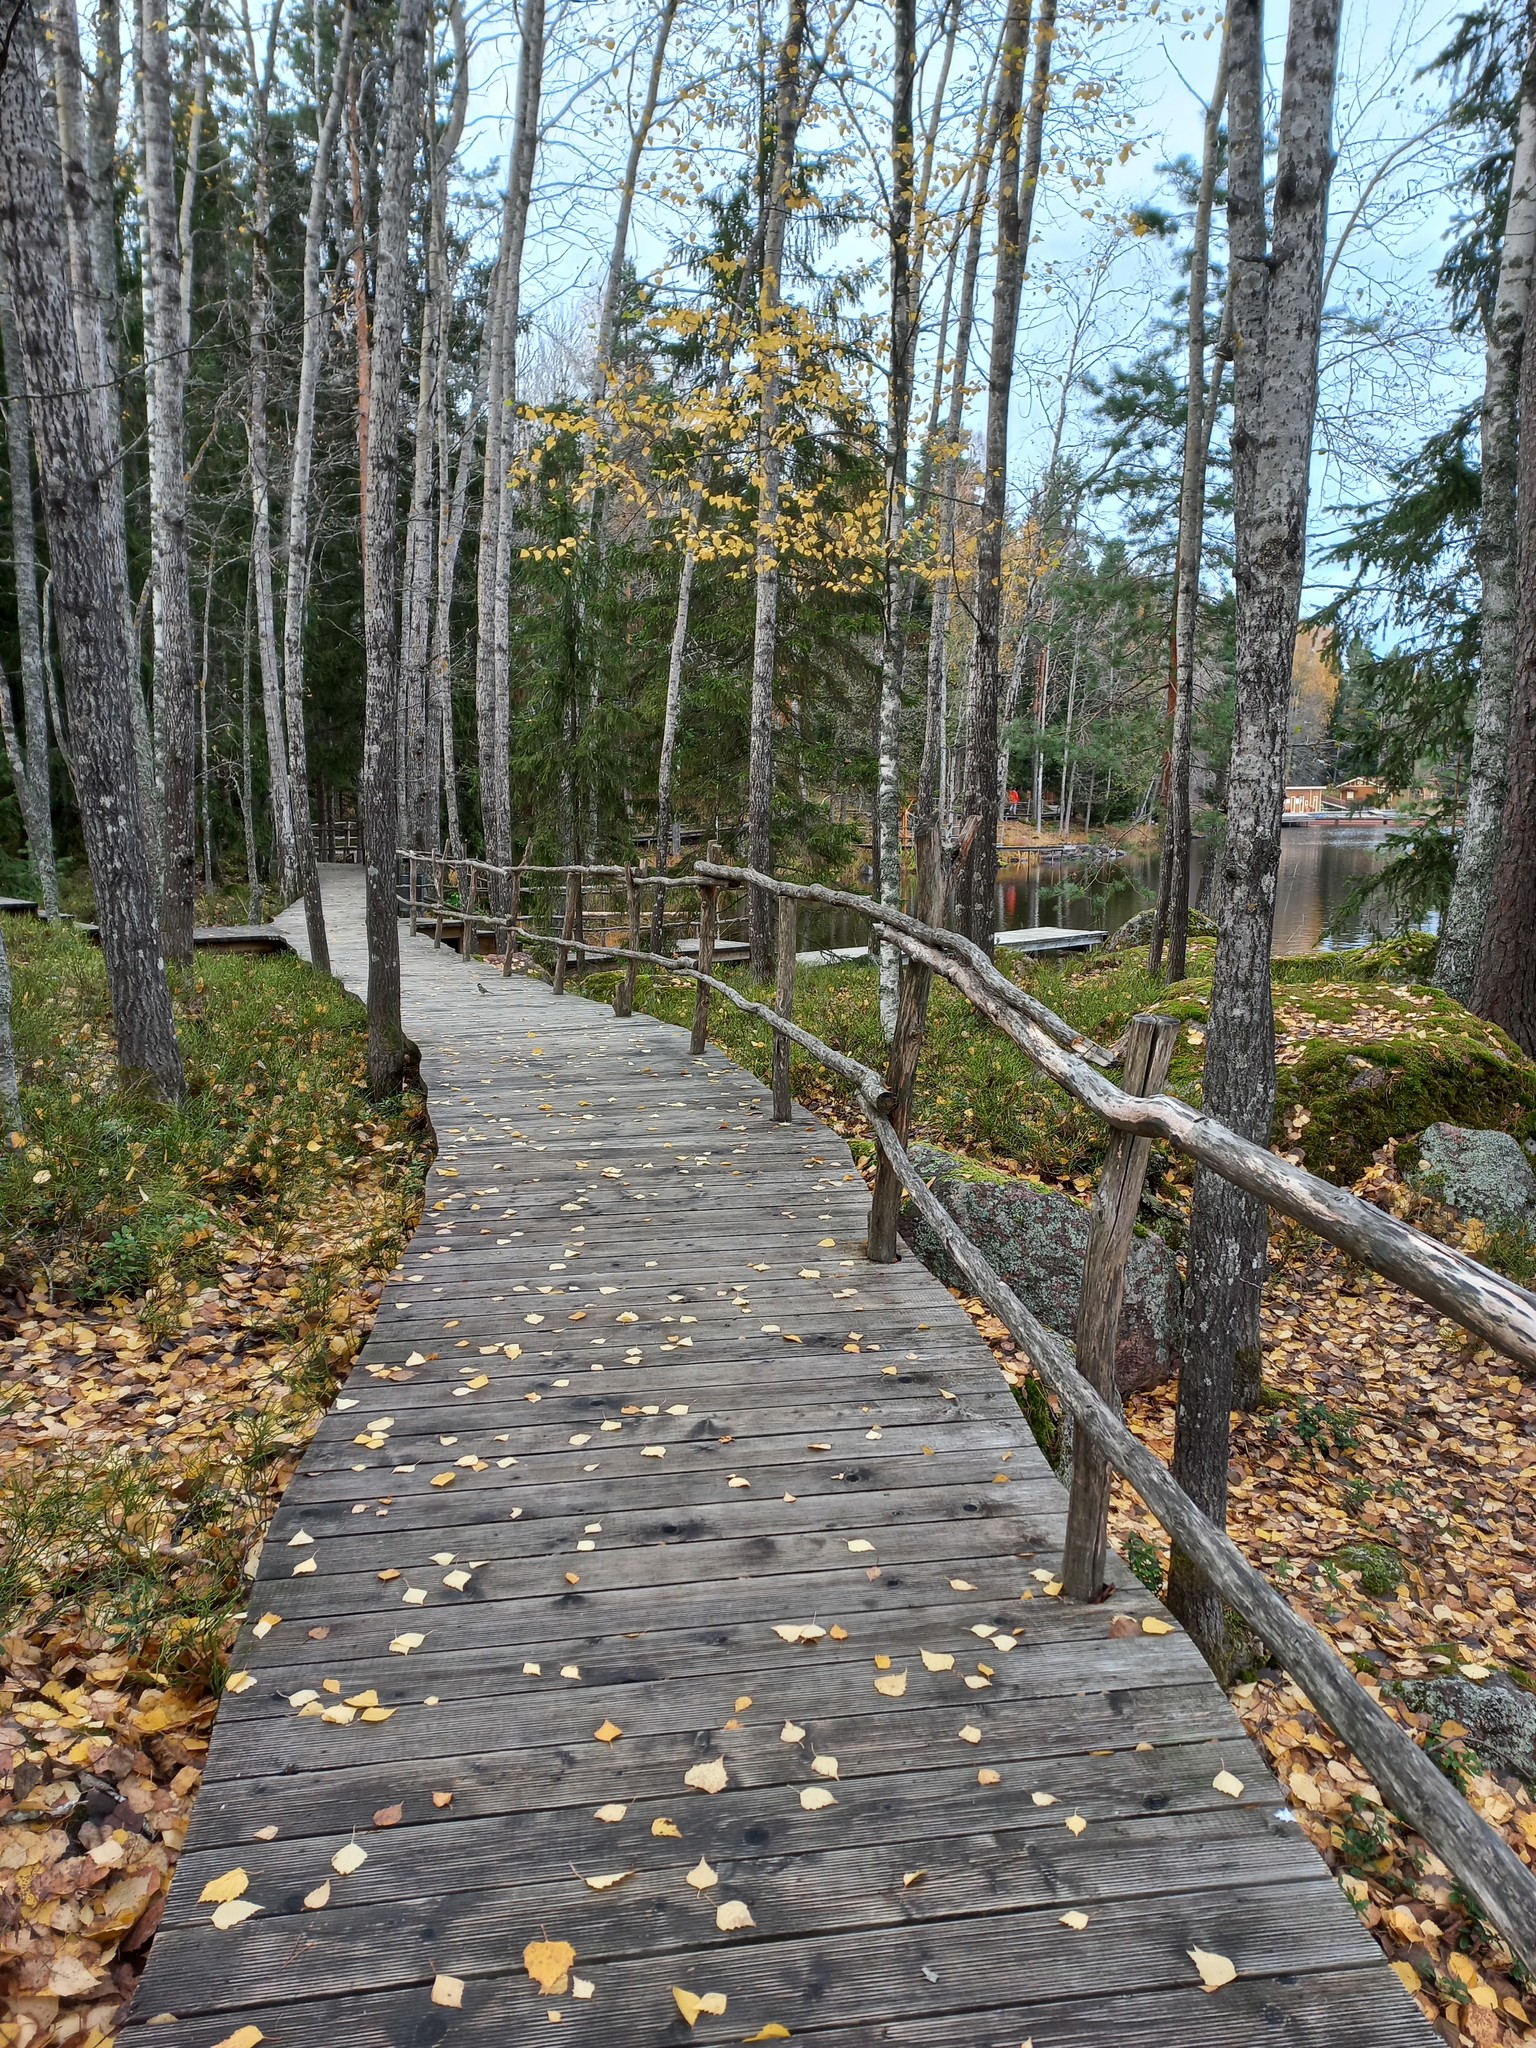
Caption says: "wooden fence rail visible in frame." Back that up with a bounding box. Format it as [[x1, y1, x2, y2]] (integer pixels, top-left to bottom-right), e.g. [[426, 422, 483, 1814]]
[[399, 844, 1536, 1970]]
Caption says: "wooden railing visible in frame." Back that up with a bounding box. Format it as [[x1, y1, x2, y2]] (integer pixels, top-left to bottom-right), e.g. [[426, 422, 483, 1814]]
[[396, 840, 1536, 1971]]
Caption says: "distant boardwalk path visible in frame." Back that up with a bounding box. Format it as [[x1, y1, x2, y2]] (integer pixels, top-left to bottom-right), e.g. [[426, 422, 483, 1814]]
[[121, 865, 1427, 2046]]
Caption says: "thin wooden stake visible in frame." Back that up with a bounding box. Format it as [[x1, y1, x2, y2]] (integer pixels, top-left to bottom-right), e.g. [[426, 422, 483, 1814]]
[[772, 895, 796, 1121], [552, 868, 581, 994], [615, 867, 640, 1017], [431, 856, 446, 948], [459, 863, 476, 957], [501, 856, 525, 977], [407, 853, 419, 935], [691, 884, 717, 1054], [1061, 1010, 1181, 1601], [867, 822, 944, 1261]]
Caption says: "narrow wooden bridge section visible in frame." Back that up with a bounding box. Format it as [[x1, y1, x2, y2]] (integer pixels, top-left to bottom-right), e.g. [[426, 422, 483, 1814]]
[[121, 867, 1426, 2046]]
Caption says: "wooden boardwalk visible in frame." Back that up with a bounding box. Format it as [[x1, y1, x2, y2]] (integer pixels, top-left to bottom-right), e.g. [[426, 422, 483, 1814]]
[[121, 867, 1428, 2046]]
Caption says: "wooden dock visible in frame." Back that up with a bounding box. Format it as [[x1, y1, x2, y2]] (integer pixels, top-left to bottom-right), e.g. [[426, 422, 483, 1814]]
[[119, 865, 1428, 2046]]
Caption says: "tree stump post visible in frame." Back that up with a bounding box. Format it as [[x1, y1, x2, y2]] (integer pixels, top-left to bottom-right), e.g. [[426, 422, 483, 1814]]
[[501, 862, 522, 977], [615, 866, 640, 1017], [772, 895, 796, 1122], [552, 868, 581, 994], [867, 822, 945, 1261], [690, 844, 725, 1055], [459, 864, 476, 958], [1061, 1010, 1182, 1601]]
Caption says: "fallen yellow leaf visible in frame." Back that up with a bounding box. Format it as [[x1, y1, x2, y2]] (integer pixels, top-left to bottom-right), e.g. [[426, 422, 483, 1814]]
[[431, 1974, 465, 2008], [742, 2028, 790, 2042], [873, 1670, 907, 1698], [1189, 1946, 1237, 1992], [1212, 1770, 1244, 1799], [799, 1785, 837, 1811], [920, 1649, 954, 1672], [210, 2030, 264, 2048], [331, 1843, 367, 1876], [687, 1858, 719, 1889], [594, 1803, 628, 1823], [594, 1719, 623, 1743], [199, 1868, 249, 1905], [1064, 1813, 1087, 1836], [303, 1880, 330, 1910], [584, 1870, 633, 1891], [524, 1939, 577, 1996], [1141, 1617, 1173, 1635], [902, 1871, 925, 1887], [673, 1988, 728, 2025], [1060, 1910, 1089, 1930], [685, 1756, 729, 1794], [653, 1817, 682, 1838], [716, 1899, 756, 1931], [211, 1899, 262, 1930]]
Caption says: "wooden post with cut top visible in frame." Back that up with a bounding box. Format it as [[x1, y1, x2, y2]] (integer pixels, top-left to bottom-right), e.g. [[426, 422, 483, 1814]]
[[407, 854, 419, 935], [772, 895, 796, 1121], [459, 864, 476, 958], [867, 822, 945, 1261], [691, 842, 724, 1055], [615, 867, 640, 1017], [552, 869, 581, 995], [431, 857, 447, 948], [1061, 1010, 1182, 1601]]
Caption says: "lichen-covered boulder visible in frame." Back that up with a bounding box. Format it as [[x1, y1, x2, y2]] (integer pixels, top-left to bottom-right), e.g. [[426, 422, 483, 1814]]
[[1395, 1674, 1536, 1789], [1412, 1123, 1536, 1235], [905, 1143, 1182, 1393], [1105, 906, 1216, 952]]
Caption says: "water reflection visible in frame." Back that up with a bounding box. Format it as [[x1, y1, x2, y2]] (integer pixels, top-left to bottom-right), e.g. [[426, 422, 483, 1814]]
[[805, 828, 1428, 958]]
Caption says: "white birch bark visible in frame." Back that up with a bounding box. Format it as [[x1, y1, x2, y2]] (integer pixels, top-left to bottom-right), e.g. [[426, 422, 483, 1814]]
[[280, 4, 354, 975], [1437, 35, 1536, 1001], [0, 4, 183, 1095], [0, 264, 57, 916], [138, 0, 199, 962], [360, 0, 429, 1096]]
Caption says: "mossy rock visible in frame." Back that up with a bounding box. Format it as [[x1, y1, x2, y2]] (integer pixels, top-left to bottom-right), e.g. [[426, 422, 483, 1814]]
[[1330, 1540, 1405, 1598], [1150, 975, 1536, 1185]]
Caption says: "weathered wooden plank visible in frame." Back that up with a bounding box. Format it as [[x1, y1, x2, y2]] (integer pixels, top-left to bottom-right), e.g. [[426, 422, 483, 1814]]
[[113, 869, 1430, 2048]]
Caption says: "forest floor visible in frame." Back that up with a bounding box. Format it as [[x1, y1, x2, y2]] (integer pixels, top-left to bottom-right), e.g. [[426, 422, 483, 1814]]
[[0, 917, 429, 2048], [600, 941, 1536, 2048]]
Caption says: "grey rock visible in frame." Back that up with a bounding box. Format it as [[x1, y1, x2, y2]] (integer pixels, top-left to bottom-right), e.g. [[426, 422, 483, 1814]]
[[1412, 1122, 1536, 1235], [1396, 1674, 1536, 1789], [1105, 906, 1216, 952], [905, 1143, 1182, 1394]]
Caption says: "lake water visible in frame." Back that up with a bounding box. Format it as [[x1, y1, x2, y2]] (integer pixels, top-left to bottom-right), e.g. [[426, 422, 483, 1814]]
[[804, 827, 1425, 957]]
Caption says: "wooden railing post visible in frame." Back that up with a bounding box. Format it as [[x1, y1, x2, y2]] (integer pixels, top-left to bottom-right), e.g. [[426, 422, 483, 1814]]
[[690, 847, 723, 1054], [459, 865, 476, 958], [1061, 1010, 1182, 1602], [867, 823, 944, 1262], [407, 854, 419, 934], [552, 868, 581, 994], [501, 862, 522, 977], [771, 896, 796, 1121], [431, 858, 447, 948], [614, 866, 640, 1018]]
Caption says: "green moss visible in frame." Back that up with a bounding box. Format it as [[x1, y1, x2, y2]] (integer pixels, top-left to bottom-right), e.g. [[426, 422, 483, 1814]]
[[1330, 1540, 1405, 1598]]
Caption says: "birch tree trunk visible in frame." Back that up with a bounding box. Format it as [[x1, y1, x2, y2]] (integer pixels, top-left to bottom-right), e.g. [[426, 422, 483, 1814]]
[[401, 294, 437, 851], [747, 0, 810, 974], [1169, 0, 1342, 1667], [1437, 16, 1536, 1003], [956, 0, 1052, 953], [0, 5, 183, 1096], [360, 0, 429, 1097], [489, 0, 546, 864], [139, 0, 199, 963], [241, 0, 298, 907], [474, 0, 543, 870], [1150, 25, 1228, 982], [0, 265, 58, 916], [280, 4, 354, 976], [875, 0, 919, 1035], [1473, 161, 1536, 1059]]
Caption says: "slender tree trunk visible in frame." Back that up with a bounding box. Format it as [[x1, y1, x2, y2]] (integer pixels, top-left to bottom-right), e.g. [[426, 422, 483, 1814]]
[[138, 0, 199, 964], [240, 579, 262, 921], [0, 267, 57, 916], [1169, 0, 1342, 1667], [593, 0, 679, 392], [360, 0, 429, 1097], [747, 0, 810, 974], [489, 0, 546, 863], [0, 919, 18, 1128], [956, 0, 1053, 953], [1437, 18, 1536, 1003], [242, 0, 297, 906], [1473, 159, 1536, 1059], [0, 5, 182, 1096], [281, 4, 353, 975], [875, 0, 919, 1033], [917, 79, 1001, 828], [1151, 26, 1228, 981], [401, 289, 437, 851], [422, 1, 468, 859]]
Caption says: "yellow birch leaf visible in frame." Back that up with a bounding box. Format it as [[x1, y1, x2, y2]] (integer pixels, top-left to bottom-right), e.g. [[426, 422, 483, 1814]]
[[673, 1988, 728, 2025], [685, 1756, 728, 1794], [902, 1871, 925, 1887], [810, 1755, 839, 1779], [874, 1670, 907, 1697], [716, 1899, 756, 1931], [652, 1817, 682, 1838], [594, 1719, 623, 1743], [584, 1870, 633, 1891], [211, 1899, 262, 1929], [594, 1803, 628, 1823], [687, 1858, 719, 1889], [1188, 1947, 1237, 1992], [431, 1975, 465, 2008], [303, 1880, 330, 1910], [524, 1939, 576, 1996], [211, 2031, 264, 2048], [1141, 1617, 1173, 1635], [1065, 1814, 1087, 1836], [1212, 1770, 1244, 1799], [921, 1649, 954, 1672], [1060, 1910, 1090, 1930], [331, 1843, 367, 1876], [799, 1785, 837, 1810], [742, 2029, 790, 2042], [199, 1868, 249, 1905]]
